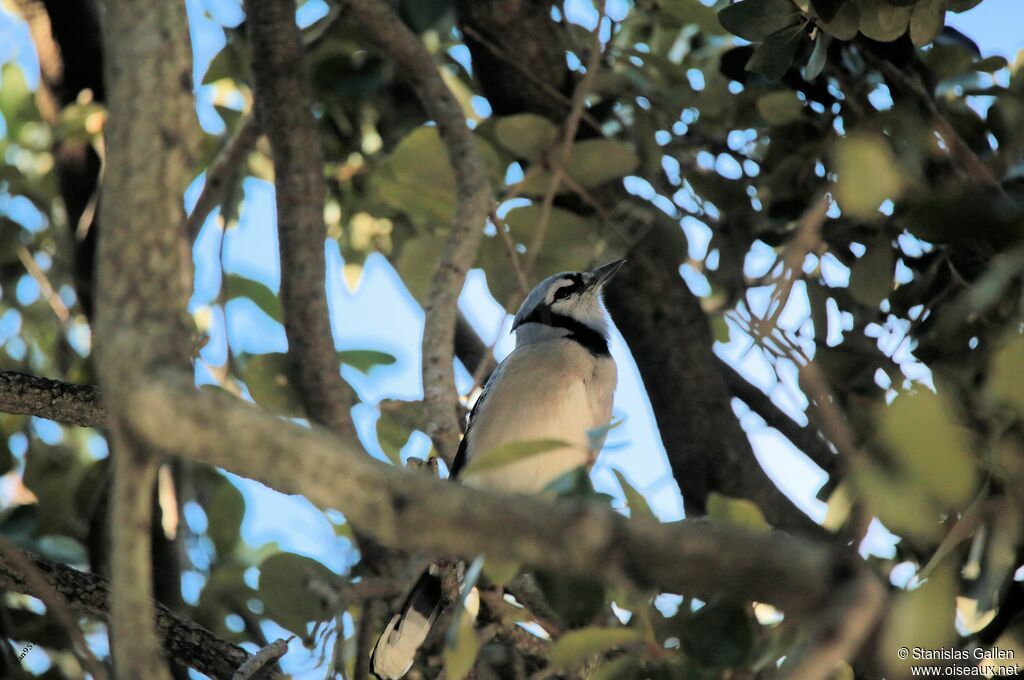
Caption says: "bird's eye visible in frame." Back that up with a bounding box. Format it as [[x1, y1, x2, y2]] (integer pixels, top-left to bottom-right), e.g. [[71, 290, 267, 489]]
[[553, 286, 575, 301]]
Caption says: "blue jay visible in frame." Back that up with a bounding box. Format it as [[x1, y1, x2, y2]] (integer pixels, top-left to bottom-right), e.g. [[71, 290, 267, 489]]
[[370, 260, 625, 679]]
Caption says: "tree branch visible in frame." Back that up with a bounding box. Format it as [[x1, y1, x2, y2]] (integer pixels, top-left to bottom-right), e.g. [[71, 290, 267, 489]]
[[97, 2, 197, 678], [0, 538, 107, 679], [244, 0, 357, 438], [126, 371, 875, 619], [186, 113, 260, 241], [0, 548, 278, 680], [0, 370, 105, 428], [343, 0, 493, 464], [605, 228, 826, 537], [717, 358, 839, 478]]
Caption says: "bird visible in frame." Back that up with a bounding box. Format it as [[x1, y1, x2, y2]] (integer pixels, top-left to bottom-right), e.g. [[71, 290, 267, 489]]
[[370, 259, 626, 680]]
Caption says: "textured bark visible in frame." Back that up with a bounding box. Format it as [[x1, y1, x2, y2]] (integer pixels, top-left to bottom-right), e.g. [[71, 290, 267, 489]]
[[454, 0, 573, 120], [605, 230, 823, 536], [96, 1, 196, 678], [126, 372, 872, 617], [244, 0, 356, 438], [0, 370, 105, 427], [0, 549, 278, 680], [344, 0, 493, 464]]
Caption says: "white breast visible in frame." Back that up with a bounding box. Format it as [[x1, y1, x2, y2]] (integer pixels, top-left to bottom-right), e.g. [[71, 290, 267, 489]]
[[460, 339, 616, 493]]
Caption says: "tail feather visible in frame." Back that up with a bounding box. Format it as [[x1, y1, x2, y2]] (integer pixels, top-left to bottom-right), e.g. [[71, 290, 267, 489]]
[[370, 569, 443, 680]]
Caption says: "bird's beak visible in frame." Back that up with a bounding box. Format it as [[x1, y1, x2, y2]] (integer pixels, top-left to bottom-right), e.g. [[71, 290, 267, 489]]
[[585, 259, 627, 290]]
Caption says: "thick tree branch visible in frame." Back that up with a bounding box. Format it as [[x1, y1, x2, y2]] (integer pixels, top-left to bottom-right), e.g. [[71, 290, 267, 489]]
[[343, 0, 492, 464], [605, 229, 825, 537], [0, 538, 107, 679], [97, 2, 196, 678], [0, 548, 277, 680], [126, 371, 876, 620], [0, 370, 105, 428], [244, 0, 356, 438], [717, 359, 839, 478]]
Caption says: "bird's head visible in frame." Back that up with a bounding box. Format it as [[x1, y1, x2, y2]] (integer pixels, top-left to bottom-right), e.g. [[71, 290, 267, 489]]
[[511, 260, 626, 350]]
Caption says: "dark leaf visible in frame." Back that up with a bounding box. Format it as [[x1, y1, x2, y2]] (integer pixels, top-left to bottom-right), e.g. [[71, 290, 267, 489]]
[[718, 0, 802, 42], [745, 24, 806, 80], [337, 349, 397, 374], [810, 0, 845, 22]]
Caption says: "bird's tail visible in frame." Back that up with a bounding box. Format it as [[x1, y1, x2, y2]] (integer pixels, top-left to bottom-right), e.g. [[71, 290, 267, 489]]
[[370, 568, 443, 680]]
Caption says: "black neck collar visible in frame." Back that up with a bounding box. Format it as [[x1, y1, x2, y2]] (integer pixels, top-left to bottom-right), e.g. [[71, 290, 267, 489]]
[[518, 308, 610, 357]]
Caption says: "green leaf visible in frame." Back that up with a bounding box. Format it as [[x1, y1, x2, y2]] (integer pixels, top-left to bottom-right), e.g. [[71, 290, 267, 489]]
[[681, 601, 756, 667], [258, 552, 337, 636], [706, 493, 771, 532], [746, 24, 806, 80], [22, 444, 84, 536], [396, 236, 446, 301], [0, 63, 39, 143], [848, 237, 895, 308], [756, 91, 805, 125], [372, 126, 504, 227], [974, 56, 1009, 73], [225, 274, 282, 323], [400, 0, 452, 32], [461, 439, 571, 478], [612, 469, 655, 519], [202, 38, 250, 85], [535, 567, 606, 627], [202, 472, 246, 556], [947, 0, 982, 12], [549, 628, 645, 669], [805, 31, 831, 79], [240, 352, 303, 417], [493, 114, 560, 162], [879, 390, 978, 509], [477, 205, 598, 303], [880, 560, 957, 677], [910, 0, 946, 47], [565, 139, 640, 188], [988, 333, 1024, 413], [833, 132, 905, 219], [718, 0, 803, 42], [444, 607, 483, 680], [590, 654, 644, 680], [338, 349, 396, 374], [857, 0, 912, 42], [482, 556, 521, 586], [851, 458, 945, 542], [817, 0, 859, 39]]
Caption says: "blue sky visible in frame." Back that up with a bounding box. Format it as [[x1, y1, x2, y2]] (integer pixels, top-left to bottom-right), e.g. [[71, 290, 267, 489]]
[[1, 0, 1023, 676]]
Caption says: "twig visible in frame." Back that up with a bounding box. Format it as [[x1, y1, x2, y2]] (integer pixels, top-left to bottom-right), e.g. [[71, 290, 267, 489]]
[[717, 357, 838, 477], [0, 537, 108, 680], [245, 0, 357, 438], [468, 2, 609, 393], [523, 0, 607, 276], [16, 245, 71, 330], [186, 6, 340, 243], [780, 569, 886, 680], [232, 638, 292, 680], [343, 0, 493, 465], [458, 24, 603, 133], [186, 113, 260, 240]]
